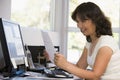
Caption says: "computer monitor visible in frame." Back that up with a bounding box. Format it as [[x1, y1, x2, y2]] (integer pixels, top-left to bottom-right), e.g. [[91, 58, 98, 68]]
[[0, 18, 26, 73]]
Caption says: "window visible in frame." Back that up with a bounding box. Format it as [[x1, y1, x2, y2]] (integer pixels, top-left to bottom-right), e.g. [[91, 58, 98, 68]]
[[11, 0, 54, 30], [11, 0, 120, 64], [68, 0, 120, 63]]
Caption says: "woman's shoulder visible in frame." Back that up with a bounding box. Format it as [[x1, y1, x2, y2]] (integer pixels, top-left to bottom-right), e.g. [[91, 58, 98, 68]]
[[100, 35, 114, 42], [100, 35, 113, 39], [98, 35, 119, 52]]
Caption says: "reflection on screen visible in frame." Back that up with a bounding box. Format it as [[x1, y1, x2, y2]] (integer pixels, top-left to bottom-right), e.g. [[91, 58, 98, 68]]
[[3, 21, 25, 59]]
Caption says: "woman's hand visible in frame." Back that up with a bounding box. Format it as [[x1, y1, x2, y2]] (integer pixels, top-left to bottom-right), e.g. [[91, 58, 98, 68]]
[[43, 50, 50, 61], [54, 53, 68, 69]]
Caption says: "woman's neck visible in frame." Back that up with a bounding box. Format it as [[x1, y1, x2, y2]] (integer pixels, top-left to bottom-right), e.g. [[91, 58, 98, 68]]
[[91, 36, 98, 43]]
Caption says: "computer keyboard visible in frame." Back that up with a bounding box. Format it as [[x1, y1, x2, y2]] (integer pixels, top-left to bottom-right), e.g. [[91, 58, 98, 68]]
[[44, 67, 73, 78]]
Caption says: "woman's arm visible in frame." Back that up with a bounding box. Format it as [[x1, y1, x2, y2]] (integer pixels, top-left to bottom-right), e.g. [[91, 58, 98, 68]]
[[54, 46, 112, 80], [76, 47, 88, 69]]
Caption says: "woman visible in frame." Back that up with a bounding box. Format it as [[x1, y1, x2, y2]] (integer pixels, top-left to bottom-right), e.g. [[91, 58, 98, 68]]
[[54, 2, 120, 80]]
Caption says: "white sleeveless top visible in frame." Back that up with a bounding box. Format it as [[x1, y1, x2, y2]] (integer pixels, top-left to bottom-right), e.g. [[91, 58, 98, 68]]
[[85, 35, 120, 80]]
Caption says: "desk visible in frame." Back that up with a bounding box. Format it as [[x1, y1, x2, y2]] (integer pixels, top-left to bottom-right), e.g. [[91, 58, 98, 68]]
[[10, 77, 82, 80], [9, 71, 82, 80]]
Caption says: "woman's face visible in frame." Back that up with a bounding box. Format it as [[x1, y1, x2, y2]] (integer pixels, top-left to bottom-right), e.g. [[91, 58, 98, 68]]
[[76, 16, 96, 36]]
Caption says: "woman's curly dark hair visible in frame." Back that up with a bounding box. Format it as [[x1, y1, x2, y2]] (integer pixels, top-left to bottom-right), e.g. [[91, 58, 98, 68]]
[[71, 2, 112, 42]]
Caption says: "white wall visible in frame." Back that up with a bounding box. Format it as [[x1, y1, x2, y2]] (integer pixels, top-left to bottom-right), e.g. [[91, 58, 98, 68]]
[[21, 27, 44, 46], [0, 0, 11, 19], [21, 27, 60, 47]]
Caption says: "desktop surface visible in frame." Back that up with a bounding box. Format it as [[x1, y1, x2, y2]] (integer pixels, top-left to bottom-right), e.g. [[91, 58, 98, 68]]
[[9, 71, 82, 80]]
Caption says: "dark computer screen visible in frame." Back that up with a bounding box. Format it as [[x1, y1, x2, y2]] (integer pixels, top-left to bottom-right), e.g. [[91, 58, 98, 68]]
[[0, 18, 26, 72], [27, 46, 59, 64]]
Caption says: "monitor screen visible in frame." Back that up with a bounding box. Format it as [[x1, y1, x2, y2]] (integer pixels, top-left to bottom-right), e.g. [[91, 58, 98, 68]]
[[0, 18, 26, 71]]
